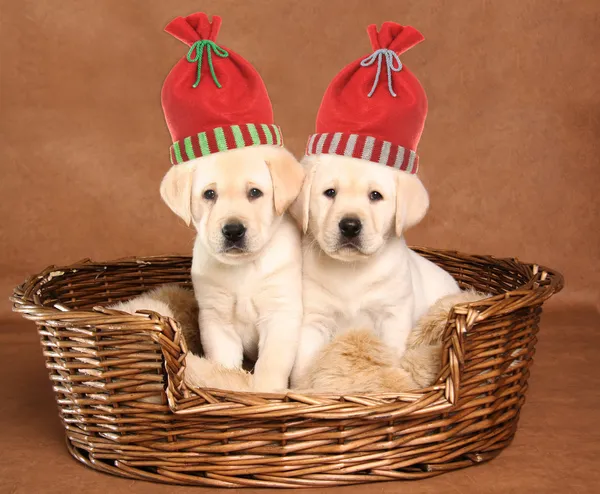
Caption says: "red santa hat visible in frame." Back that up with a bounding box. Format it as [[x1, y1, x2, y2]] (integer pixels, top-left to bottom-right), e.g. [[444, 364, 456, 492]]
[[306, 22, 427, 174], [161, 12, 283, 165]]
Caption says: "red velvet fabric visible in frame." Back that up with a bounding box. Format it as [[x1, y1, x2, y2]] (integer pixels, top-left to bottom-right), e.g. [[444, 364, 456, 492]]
[[161, 12, 274, 144], [315, 23, 428, 153]]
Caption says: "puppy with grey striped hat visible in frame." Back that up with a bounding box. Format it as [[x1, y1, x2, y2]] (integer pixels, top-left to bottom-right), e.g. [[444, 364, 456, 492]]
[[290, 21, 460, 386]]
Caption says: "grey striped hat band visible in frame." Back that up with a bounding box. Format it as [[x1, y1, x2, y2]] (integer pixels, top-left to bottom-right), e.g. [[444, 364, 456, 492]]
[[305, 132, 418, 173]]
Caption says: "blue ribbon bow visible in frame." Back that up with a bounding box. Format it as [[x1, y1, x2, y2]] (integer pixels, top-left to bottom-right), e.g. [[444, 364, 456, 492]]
[[360, 48, 403, 98], [186, 39, 229, 89]]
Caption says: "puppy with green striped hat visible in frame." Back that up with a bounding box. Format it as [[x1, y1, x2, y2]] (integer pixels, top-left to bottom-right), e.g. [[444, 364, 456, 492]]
[[159, 12, 305, 393]]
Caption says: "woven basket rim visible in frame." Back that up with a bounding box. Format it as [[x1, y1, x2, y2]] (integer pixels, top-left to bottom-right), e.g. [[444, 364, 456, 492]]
[[10, 248, 564, 321], [11, 255, 190, 324]]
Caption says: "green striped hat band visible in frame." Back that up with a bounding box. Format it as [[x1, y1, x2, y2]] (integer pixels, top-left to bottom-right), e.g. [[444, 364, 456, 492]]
[[169, 123, 283, 165]]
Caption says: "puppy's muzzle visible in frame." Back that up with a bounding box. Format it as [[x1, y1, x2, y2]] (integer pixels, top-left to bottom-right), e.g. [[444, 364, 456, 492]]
[[222, 221, 247, 247], [338, 216, 362, 239]]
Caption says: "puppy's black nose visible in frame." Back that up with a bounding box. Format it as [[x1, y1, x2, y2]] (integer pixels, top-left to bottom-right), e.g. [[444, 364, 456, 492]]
[[339, 217, 362, 238], [222, 222, 246, 241]]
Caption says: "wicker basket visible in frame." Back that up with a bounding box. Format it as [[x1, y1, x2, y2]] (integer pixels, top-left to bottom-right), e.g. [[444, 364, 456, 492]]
[[11, 248, 563, 488]]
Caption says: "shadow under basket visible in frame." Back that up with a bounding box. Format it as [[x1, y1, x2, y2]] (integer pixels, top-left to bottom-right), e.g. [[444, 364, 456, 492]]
[[11, 248, 563, 488]]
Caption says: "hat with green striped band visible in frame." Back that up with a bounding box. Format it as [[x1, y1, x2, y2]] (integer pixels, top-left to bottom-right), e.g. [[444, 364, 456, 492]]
[[161, 12, 283, 165], [169, 123, 283, 165]]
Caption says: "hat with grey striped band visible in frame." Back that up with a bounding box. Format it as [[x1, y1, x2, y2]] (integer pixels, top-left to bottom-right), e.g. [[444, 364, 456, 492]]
[[305, 132, 419, 174]]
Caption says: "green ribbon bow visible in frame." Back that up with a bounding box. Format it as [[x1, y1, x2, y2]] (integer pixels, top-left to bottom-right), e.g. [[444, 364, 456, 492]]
[[186, 39, 229, 89]]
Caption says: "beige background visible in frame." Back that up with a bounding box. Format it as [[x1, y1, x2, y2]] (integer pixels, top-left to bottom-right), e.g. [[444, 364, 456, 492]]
[[1, 1, 599, 493]]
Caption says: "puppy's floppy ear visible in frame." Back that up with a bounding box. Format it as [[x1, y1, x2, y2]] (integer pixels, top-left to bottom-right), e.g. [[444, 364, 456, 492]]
[[160, 163, 195, 226], [265, 148, 305, 216], [395, 172, 429, 236], [289, 160, 316, 233]]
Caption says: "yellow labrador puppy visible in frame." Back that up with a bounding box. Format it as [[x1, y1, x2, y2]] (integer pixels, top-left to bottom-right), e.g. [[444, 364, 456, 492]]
[[289, 154, 460, 386], [160, 146, 305, 392]]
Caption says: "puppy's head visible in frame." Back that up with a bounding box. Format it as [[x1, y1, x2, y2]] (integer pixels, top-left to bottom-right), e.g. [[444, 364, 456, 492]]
[[291, 154, 429, 262], [160, 146, 304, 265]]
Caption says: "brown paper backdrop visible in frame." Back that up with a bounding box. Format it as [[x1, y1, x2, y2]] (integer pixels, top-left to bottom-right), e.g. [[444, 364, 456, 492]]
[[1, 0, 599, 319]]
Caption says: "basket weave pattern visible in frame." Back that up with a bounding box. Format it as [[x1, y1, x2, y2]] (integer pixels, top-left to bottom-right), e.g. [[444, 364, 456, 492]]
[[11, 249, 563, 488]]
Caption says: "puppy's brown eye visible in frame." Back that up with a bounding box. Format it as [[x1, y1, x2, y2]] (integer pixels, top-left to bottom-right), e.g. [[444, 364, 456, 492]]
[[369, 191, 383, 201], [323, 188, 337, 198], [248, 188, 263, 199], [203, 189, 216, 200]]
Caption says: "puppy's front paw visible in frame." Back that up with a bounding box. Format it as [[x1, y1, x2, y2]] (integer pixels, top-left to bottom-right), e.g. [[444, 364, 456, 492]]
[[184, 353, 253, 392]]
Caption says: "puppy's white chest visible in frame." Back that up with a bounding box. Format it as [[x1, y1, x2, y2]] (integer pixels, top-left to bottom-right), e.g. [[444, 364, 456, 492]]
[[305, 251, 413, 336], [233, 292, 259, 325], [216, 267, 261, 327], [335, 281, 397, 328]]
